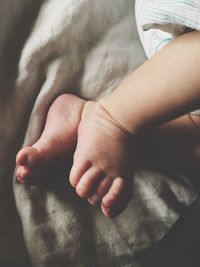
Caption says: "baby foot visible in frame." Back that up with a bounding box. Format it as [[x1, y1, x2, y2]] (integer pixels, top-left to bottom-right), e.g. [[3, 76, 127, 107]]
[[69, 101, 135, 218], [16, 94, 85, 183]]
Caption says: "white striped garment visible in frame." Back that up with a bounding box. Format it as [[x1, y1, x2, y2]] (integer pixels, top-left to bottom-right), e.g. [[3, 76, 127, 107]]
[[135, 0, 200, 115], [135, 0, 200, 59]]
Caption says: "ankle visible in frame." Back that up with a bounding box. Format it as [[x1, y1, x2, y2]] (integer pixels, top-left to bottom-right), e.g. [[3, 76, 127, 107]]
[[97, 98, 136, 136], [81, 100, 95, 119]]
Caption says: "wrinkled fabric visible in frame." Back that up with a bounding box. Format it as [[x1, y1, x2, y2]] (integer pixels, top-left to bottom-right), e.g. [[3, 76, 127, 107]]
[[0, 1, 198, 266], [135, 0, 200, 58]]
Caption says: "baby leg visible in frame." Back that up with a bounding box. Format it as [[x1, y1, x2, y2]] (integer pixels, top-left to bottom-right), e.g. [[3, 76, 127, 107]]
[[138, 113, 200, 174]]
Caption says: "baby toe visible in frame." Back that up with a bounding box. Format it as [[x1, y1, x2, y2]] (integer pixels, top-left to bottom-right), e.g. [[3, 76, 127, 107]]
[[75, 166, 103, 198], [16, 165, 49, 184], [16, 147, 39, 168], [101, 177, 131, 219], [69, 159, 91, 187], [87, 176, 113, 205], [16, 147, 32, 166], [16, 166, 31, 183]]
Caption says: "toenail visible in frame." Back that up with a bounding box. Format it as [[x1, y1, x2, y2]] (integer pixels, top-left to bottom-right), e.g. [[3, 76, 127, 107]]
[[76, 188, 85, 197], [70, 181, 75, 187], [102, 203, 109, 210], [17, 176, 25, 184], [88, 199, 95, 205], [88, 197, 97, 205], [102, 204, 112, 218]]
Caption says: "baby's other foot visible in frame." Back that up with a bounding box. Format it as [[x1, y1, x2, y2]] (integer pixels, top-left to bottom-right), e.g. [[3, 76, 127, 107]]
[[16, 94, 85, 183], [69, 101, 135, 218]]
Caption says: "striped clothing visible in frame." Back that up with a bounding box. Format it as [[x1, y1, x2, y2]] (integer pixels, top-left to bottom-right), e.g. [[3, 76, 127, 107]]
[[135, 0, 200, 115], [135, 0, 200, 58]]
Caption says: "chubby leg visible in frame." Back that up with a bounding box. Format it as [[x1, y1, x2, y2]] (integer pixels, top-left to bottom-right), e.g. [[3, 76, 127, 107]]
[[16, 94, 85, 182], [138, 113, 200, 175]]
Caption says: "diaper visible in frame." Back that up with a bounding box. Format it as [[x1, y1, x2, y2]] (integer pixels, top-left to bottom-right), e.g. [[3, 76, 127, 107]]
[[135, 0, 200, 59], [135, 0, 200, 115], [190, 110, 200, 116]]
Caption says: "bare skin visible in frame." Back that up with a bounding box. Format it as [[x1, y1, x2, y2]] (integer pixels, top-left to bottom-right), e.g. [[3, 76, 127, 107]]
[[68, 31, 200, 217], [138, 114, 200, 175], [69, 100, 135, 218], [16, 94, 85, 183], [16, 94, 134, 218], [16, 93, 200, 219], [16, 31, 200, 218]]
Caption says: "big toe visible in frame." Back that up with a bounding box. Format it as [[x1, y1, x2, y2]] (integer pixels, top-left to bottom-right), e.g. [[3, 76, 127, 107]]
[[16, 165, 31, 183], [101, 177, 132, 219], [69, 159, 91, 188], [16, 146, 43, 183], [16, 146, 41, 168]]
